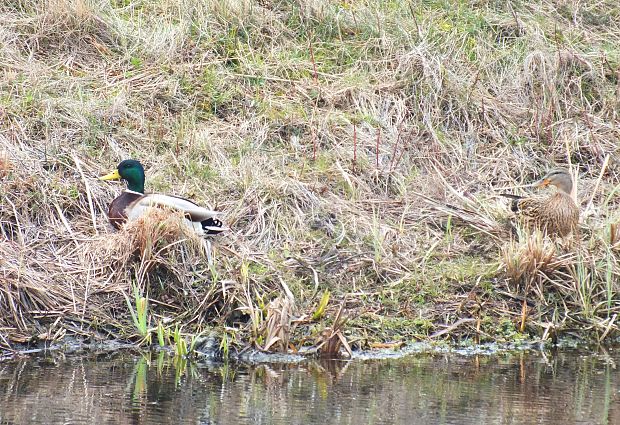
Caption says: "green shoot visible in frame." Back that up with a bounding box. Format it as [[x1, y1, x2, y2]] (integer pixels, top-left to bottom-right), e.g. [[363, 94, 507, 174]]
[[312, 290, 331, 321], [125, 283, 150, 343], [157, 320, 166, 347], [173, 325, 188, 357]]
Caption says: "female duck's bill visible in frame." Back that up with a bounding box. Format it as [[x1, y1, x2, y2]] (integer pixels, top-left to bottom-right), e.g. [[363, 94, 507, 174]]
[[532, 168, 573, 194]]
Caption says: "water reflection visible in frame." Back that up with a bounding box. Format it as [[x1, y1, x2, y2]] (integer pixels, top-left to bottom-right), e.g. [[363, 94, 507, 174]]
[[0, 347, 619, 424]]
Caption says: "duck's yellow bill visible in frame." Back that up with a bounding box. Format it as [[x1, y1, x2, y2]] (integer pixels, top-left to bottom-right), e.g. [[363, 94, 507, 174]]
[[99, 169, 121, 181]]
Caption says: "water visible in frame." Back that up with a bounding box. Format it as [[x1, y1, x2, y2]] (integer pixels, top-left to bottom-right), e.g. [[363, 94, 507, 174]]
[[0, 347, 619, 424]]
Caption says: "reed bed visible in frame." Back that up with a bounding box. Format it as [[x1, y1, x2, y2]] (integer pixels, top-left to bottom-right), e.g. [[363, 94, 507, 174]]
[[1, 0, 620, 355]]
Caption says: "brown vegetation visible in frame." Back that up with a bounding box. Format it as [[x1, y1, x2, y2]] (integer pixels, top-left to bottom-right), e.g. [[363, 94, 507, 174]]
[[1, 0, 620, 356]]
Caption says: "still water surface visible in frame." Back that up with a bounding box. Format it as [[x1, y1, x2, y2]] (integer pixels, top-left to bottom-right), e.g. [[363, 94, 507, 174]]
[[0, 347, 619, 424]]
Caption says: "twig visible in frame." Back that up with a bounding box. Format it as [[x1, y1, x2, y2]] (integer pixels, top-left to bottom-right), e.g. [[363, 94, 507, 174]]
[[72, 154, 98, 234], [408, 2, 421, 40], [389, 122, 404, 173], [598, 313, 617, 343], [375, 126, 381, 169], [583, 154, 609, 217], [309, 36, 318, 85], [352, 123, 357, 165], [311, 118, 317, 161], [430, 318, 476, 339]]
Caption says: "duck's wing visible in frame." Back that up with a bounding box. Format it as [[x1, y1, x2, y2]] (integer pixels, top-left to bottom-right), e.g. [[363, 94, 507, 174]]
[[500, 192, 547, 217], [499, 193, 527, 213], [514, 196, 548, 221], [134, 193, 221, 222]]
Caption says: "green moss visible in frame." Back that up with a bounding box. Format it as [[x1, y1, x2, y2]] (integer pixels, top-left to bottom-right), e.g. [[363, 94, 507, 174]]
[[185, 161, 218, 182], [130, 56, 143, 69], [146, 176, 173, 194], [479, 317, 528, 342], [248, 262, 268, 276], [111, 0, 131, 7], [436, 257, 497, 284], [350, 315, 435, 341], [312, 154, 333, 173], [66, 184, 80, 200], [389, 276, 445, 307], [228, 140, 253, 166]]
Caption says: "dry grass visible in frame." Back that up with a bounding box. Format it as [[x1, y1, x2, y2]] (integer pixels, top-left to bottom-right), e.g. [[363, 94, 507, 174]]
[[2, 0, 620, 355]]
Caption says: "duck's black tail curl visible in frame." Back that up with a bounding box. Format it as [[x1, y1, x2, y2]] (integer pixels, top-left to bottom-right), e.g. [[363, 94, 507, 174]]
[[201, 217, 225, 235], [499, 193, 523, 213]]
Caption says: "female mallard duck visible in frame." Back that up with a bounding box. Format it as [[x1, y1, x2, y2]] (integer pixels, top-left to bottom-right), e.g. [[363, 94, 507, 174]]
[[502, 168, 579, 237], [99, 159, 224, 235]]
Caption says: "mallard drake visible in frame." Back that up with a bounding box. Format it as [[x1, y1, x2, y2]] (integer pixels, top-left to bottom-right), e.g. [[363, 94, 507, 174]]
[[501, 168, 579, 237], [99, 159, 224, 235]]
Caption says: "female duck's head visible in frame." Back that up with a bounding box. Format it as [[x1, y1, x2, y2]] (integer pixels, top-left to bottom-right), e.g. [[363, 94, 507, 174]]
[[534, 168, 573, 194], [99, 159, 146, 193]]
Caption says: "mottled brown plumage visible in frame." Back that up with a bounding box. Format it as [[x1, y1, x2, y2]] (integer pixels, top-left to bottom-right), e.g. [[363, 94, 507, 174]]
[[501, 168, 579, 237]]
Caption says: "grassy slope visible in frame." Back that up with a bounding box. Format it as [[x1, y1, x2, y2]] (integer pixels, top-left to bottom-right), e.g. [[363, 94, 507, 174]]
[[1, 0, 620, 353]]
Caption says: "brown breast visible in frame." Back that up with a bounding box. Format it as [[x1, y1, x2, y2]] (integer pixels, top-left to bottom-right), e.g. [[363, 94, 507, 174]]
[[546, 193, 579, 237], [108, 191, 144, 229], [517, 192, 579, 237]]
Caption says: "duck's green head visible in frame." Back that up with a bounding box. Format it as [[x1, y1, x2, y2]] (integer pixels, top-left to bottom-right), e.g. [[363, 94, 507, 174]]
[[99, 159, 146, 193]]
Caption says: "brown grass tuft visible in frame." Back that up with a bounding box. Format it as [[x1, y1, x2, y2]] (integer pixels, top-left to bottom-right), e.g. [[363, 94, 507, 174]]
[[261, 296, 296, 353], [502, 231, 566, 296], [316, 303, 351, 358], [0, 152, 11, 179]]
